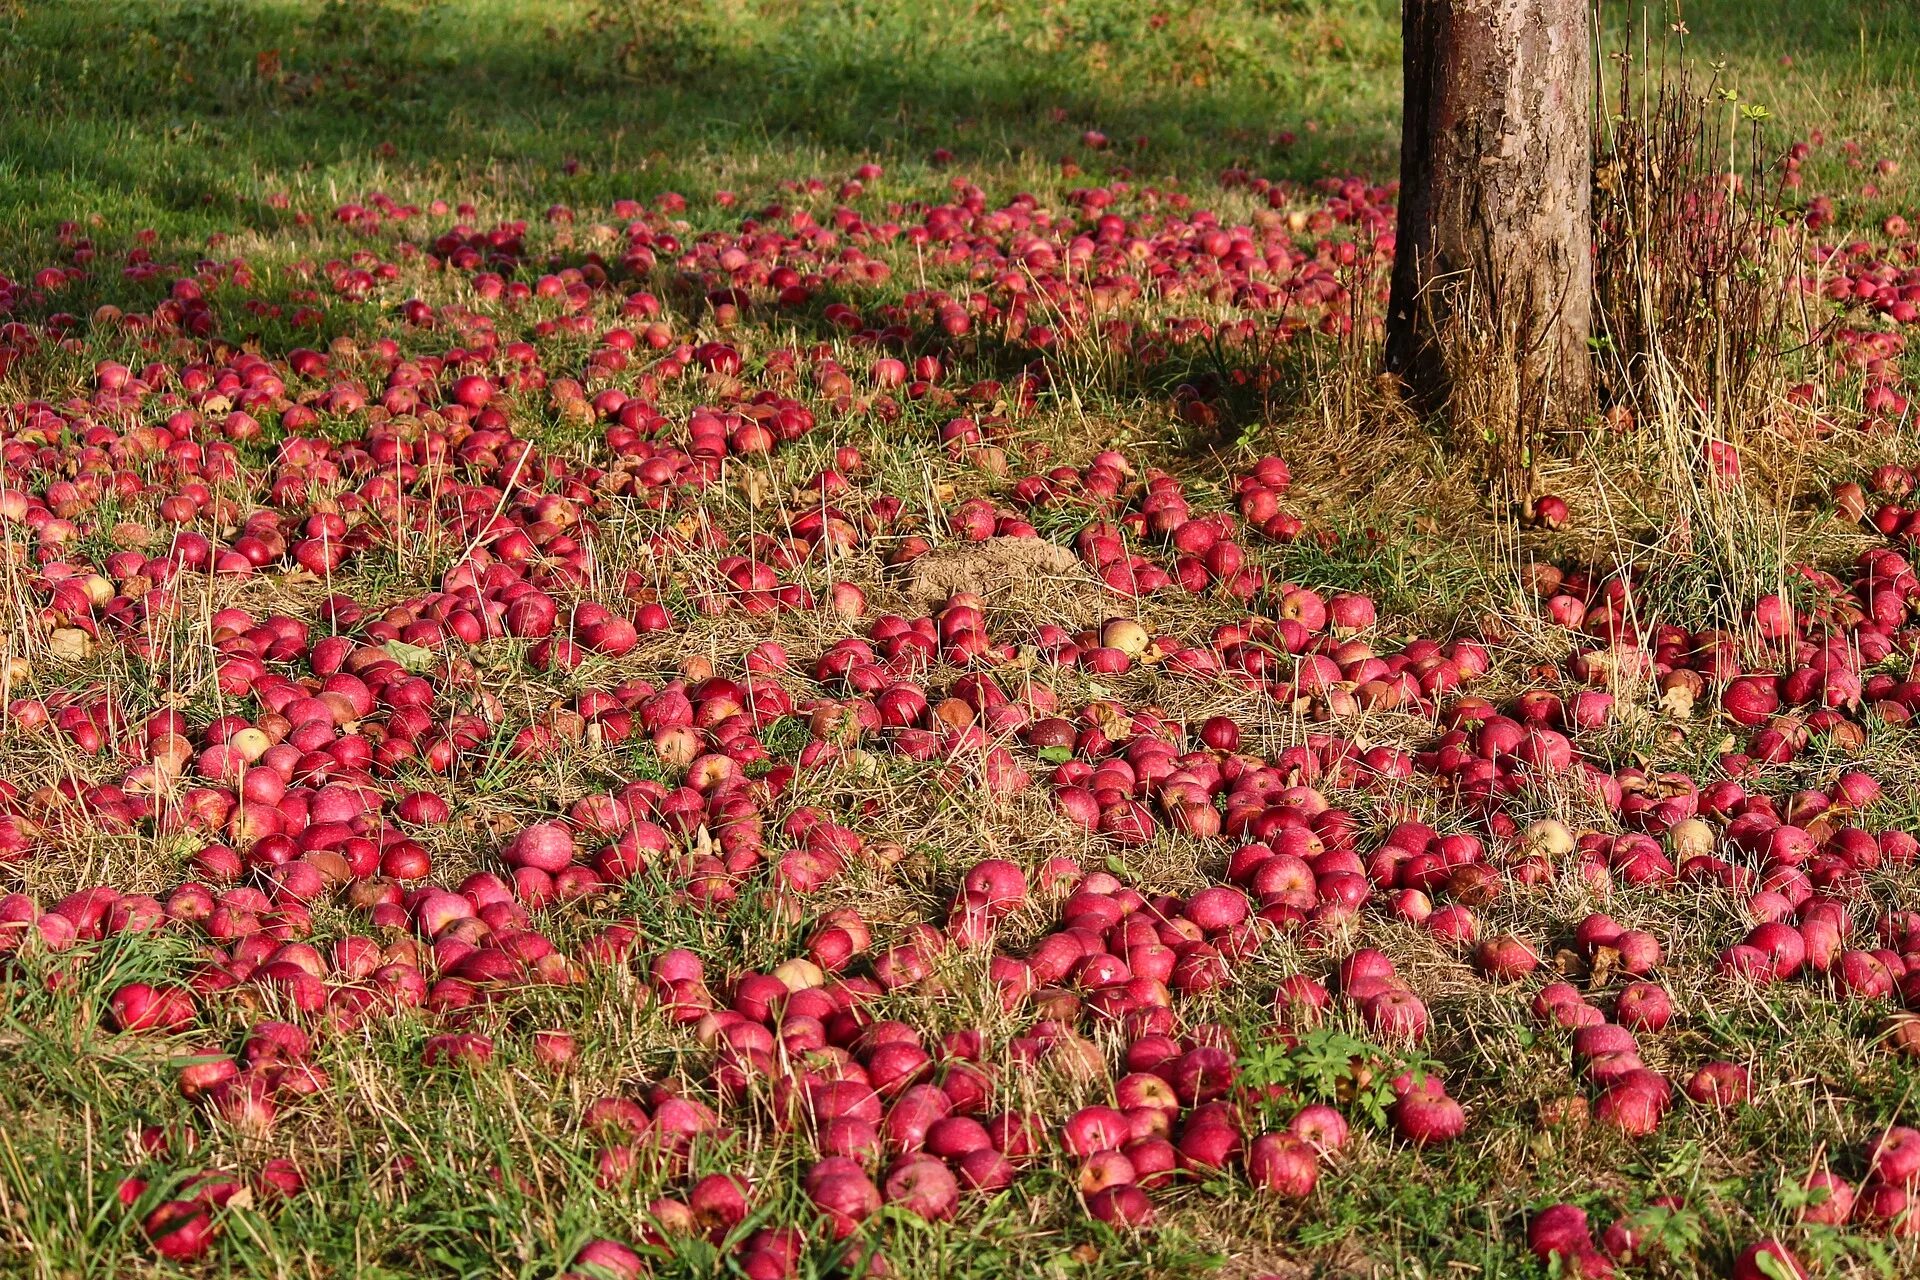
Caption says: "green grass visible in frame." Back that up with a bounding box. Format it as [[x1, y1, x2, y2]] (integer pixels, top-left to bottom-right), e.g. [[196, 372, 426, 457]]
[[0, 0, 1914, 258], [0, 0, 1393, 241]]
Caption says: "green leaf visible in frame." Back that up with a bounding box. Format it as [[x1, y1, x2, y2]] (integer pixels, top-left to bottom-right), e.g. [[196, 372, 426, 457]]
[[385, 640, 437, 672], [1037, 745, 1073, 764]]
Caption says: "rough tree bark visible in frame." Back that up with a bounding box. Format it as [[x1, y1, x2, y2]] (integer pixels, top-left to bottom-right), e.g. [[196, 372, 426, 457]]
[[1386, 0, 1593, 448]]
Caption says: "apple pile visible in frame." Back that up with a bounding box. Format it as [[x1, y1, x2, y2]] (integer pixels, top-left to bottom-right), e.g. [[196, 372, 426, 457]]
[[1, 143, 1918, 1277]]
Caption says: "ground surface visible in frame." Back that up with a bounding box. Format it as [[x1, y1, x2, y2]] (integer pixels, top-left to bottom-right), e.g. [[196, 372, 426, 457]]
[[1, 2, 1920, 1278]]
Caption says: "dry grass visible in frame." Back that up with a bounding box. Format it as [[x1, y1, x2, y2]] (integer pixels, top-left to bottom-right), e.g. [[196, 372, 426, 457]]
[[0, 2, 1914, 1279]]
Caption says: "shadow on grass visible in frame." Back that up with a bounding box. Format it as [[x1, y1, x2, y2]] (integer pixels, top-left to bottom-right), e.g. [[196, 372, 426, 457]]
[[0, 0, 1403, 452], [4, 0, 1910, 242], [0, 0, 1402, 246]]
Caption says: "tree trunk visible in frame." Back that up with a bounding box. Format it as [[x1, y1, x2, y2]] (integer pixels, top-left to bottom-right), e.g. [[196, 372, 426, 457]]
[[1386, 0, 1593, 454]]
